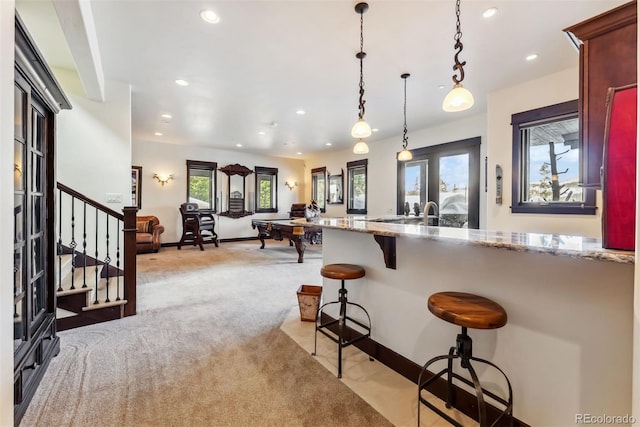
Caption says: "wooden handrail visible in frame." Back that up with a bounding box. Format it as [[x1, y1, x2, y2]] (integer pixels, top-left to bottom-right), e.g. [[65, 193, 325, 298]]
[[57, 182, 124, 220]]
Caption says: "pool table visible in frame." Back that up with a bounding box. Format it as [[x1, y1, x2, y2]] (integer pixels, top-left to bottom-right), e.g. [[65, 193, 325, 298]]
[[251, 219, 322, 263]]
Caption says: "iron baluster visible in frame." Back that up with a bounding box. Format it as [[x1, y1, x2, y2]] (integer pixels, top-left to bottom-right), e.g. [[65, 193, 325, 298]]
[[82, 203, 87, 288], [116, 218, 121, 301], [104, 213, 111, 303], [94, 208, 99, 304], [57, 188, 63, 292], [69, 196, 76, 290]]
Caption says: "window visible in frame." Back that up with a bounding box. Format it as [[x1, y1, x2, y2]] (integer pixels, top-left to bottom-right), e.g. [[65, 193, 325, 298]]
[[347, 159, 367, 214], [511, 100, 595, 214], [397, 138, 480, 229], [311, 167, 326, 212], [255, 166, 278, 213], [186, 160, 217, 212]]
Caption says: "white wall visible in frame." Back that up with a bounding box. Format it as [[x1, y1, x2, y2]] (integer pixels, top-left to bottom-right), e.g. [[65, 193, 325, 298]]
[[0, 2, 15, 425], [305, 114, 488, 227], [487, 66, 601, 237], [54, 68, 132, 209], [133, 140, 306, 242]]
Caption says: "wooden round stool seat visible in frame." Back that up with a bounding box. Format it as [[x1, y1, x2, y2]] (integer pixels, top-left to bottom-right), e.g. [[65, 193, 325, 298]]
[[428, 292, 507, 330], [320, 263, 365, 281]]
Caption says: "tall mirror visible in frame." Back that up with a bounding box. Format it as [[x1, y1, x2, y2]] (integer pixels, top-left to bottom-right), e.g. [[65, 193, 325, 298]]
[[219, 164, 253, 218]]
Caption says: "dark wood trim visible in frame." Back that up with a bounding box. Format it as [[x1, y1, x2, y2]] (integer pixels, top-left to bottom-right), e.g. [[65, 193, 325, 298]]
[[311, 167, 327, 213], [510, 100, 597, 215], [319, 312, 529, 427], [15, 13, 71, 111], [186, 160, 218, 213], [254, 166, 279, 213], [160, 236, 259, 248], [123, 207, 137, 316], [57, 182, 124, 219], [397, 138, 480, 228], [563, 0, 637, 45], [346, 159, 368, 214]]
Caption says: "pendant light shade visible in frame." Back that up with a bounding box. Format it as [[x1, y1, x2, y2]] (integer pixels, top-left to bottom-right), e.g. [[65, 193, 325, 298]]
[[352, 3, 372, 153], [353, 139, 369, 154], [398, 73, 412, 161], [351, 118, 372, 138], [397, 149, 413, 161], [443, 0, 473, 113], [442, 83, 474, 112]]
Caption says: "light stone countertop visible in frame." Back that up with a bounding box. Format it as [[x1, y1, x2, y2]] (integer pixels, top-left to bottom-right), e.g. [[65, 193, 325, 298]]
[[300, 216, 635, 264]]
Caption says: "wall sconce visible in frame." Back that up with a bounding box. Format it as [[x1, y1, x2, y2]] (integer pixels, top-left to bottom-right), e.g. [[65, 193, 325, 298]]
[[153, 173, 174, 186], [285, 181, 298, 190]]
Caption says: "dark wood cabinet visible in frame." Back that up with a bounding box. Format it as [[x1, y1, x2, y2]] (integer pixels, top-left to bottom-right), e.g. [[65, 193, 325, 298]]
[[564, 1, 637, 188], [13, 14, 71, 425]]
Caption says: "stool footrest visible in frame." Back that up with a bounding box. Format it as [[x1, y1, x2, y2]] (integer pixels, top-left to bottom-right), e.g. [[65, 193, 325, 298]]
[[418, 351, 513, 427]]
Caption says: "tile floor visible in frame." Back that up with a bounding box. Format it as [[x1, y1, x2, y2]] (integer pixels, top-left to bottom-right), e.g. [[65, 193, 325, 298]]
[[280, 307, 478, 427]]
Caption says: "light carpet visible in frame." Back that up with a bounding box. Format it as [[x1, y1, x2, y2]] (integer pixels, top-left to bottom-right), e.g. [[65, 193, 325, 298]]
[[20, 240, 392, 427]]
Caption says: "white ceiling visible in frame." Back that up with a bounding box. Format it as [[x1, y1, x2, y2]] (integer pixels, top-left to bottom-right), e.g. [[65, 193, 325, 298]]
[[16, 0, 629, 159]]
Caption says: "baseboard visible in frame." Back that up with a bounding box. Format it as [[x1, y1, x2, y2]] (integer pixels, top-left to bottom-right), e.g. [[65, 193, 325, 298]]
[[320, 312, 528, 427], [161, 236, 258, 248]]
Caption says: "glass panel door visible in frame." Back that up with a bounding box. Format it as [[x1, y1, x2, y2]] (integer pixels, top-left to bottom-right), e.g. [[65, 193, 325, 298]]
[[439, 153, 470, 228], [14, 83, 27, 350], [403, 160, 427, 214]]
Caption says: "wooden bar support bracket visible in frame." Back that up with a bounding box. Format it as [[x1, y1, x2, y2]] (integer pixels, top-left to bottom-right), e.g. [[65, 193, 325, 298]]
[[373, 234, 396, 269]]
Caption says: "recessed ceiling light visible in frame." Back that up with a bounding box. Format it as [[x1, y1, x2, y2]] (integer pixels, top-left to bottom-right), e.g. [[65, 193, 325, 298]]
[[175, 79, 189, 86], [296, 152, 302, 155], [482, 7, 498, 18], [526, 53, 539, 61], [161, 114, 172, 119], [325, 142, 332, 146], [236, 144, 243, 147], [296, 110, 305, 115], [372, 128, 379, 132], [438, 85, 445, 90], [154, 132, 163, 136], [200, 10, 220, 24], [258, 131, 266, 135]]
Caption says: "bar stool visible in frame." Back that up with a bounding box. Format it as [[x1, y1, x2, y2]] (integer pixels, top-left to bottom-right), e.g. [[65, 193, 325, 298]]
[[418, 292, 513, 427], [311, 263, 373, 378]]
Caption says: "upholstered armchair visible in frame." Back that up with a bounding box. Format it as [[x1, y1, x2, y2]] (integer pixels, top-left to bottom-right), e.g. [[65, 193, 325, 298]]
[[136, 215, 164, 253]]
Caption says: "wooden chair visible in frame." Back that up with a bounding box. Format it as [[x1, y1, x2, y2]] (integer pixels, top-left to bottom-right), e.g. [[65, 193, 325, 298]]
[[177, 203, 218, 251]]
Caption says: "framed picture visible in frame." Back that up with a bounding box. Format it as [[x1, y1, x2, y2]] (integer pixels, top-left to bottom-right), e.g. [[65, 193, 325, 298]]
[[131, 166, 142, 209], [327, 170, 343, 204]]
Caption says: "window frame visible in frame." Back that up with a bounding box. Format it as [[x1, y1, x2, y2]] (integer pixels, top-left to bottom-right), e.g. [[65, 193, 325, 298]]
[[347, 159, 368, 215], [254, 166, 278, 213], [396, 137, 481, 229], [311, 167, 327, 213], [186, 160, 217, 213], [511, 100, 596, 215]]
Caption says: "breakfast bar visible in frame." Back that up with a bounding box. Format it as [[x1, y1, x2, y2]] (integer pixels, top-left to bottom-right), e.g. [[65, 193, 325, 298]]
[[309, 217, 635, 426]]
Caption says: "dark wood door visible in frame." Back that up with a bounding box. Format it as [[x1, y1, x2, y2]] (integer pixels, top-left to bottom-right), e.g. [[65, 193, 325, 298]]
[[13, 68, 59, 425]]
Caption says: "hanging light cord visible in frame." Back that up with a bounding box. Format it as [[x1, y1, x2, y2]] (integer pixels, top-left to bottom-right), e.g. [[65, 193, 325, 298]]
[[402, 77, 408, 150], [357, 10, 366, 120], [452, 0, 466, 85]]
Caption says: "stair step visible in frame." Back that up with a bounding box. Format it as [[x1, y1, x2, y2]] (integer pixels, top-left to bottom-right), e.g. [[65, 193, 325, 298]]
[[82, 299, 127, 312], [57, 286, 92, 297], [56, 308, 77, 319]]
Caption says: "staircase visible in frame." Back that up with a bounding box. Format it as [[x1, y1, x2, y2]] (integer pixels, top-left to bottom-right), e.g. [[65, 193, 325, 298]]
[[55, 183, 137, 331]]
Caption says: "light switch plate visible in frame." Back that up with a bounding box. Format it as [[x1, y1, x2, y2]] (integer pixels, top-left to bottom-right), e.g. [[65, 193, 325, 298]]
[[106, 193, 122, 203]]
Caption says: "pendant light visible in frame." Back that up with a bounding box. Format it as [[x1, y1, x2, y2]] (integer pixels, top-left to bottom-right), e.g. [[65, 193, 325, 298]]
[[398, 73, 413, 161], [442, 0, 474, 112], [352, 2, 372, 153]]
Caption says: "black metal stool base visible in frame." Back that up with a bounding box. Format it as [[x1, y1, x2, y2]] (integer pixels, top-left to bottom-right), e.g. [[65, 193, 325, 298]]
[[311, 280, 373, 378], [417, 327, 513, 427]]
